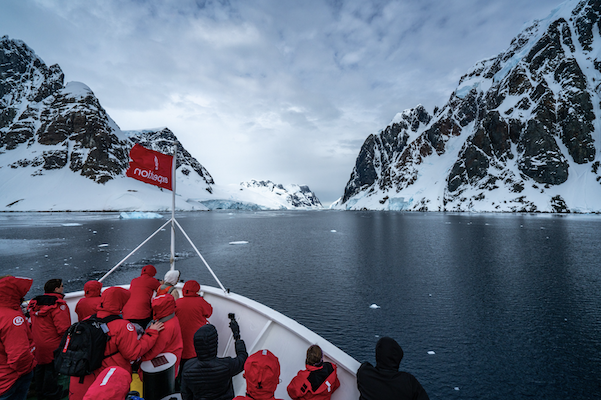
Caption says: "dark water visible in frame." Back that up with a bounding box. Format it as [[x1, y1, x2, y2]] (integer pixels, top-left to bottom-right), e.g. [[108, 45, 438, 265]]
[[1, 211, 600, 399]]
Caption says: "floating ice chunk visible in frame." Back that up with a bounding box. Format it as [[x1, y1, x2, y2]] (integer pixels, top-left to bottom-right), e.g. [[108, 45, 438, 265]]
[[428, 351, 436, 355], [330, 230, 337, 232], [119, 212, 163, 219], [229, 241, 249, 245], [369, 304, 381, 309], [98, 244, 109, 247], [454, 387, 460, 391], [61, 223, 82, 227]]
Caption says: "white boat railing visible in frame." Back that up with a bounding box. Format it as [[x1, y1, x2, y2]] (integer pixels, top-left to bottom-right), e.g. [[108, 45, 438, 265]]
[[64, 284, 360, 399], [73, 213, 360, 399]]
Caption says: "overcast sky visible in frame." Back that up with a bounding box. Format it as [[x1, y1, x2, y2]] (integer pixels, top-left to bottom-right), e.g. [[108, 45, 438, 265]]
[[2, 0, 561, 204]]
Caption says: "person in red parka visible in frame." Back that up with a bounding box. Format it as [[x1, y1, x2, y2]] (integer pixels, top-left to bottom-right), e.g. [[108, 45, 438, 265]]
[[27, 278, 71, 400], [122, 265, 161, 329], [175, 280, 212, 367], [75, 280, 102, 321], [141, 294, 183, 376], [287, 345, 340, 400], [82, 366, 131, 400], [0, 276, 36, 400], [234, 349, 283, 400], [69, 287, 164, 400]]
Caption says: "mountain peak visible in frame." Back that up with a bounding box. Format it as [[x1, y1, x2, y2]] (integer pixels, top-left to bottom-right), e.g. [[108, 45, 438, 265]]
[[337, 0, 601, 213]]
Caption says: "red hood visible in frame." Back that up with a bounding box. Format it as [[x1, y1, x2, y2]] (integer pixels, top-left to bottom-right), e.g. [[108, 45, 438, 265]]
[[141, 264, 157, 277], [99, 287, 131, 315], [84, 280, 102, 298], [152, 294, 176, 320], [244, 349, 280, 399], [0, 276, 32, 309], [182, 280, 201, 297], [83, 366, 132, 400]]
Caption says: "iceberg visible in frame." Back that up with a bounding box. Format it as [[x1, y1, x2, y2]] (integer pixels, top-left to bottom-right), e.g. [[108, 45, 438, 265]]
[[119, 212, 163, 219]]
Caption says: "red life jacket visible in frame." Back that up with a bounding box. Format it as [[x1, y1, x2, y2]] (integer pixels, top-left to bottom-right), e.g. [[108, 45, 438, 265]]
[[287, 362, 340, 400]]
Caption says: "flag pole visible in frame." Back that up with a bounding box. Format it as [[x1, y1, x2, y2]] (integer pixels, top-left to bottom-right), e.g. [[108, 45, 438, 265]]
[[170, 144, 177, 271]]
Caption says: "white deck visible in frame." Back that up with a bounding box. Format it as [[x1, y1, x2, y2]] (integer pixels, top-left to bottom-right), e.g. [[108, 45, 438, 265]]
[[64, 284, 360, 399]]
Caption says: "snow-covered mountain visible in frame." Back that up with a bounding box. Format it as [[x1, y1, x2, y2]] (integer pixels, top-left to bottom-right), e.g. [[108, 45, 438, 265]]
[[240, 180, 322, 208], [334, 0, 601, 212], [0, 37, 321, 211]]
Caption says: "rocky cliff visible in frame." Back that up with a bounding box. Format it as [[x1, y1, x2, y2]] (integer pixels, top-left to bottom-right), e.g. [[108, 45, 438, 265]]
[[0, 36, 320, 211], [335, 0, 601, 212]]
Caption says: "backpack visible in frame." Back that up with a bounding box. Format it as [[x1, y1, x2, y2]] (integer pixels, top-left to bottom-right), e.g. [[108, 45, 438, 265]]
[[54, 314, 122, 378]]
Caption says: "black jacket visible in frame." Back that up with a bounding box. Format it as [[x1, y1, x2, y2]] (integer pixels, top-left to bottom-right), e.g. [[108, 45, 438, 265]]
[[357, 337, 429, 400], [181, 324, 248, 400]]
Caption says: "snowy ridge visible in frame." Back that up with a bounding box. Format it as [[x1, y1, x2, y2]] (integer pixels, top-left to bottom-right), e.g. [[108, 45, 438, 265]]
[[334, 0, 601, 213], [0, 37, 322, 211]]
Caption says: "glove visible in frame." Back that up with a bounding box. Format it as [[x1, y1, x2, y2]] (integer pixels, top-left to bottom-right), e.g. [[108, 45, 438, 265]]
[[229, 319, 241, 340]]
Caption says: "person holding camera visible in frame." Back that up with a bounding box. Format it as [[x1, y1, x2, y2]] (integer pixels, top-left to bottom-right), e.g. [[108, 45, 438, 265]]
[[181, 314, 248, 400]]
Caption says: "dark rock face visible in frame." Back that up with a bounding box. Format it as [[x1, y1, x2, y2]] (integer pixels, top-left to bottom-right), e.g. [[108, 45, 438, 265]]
[[341, 105, 431, 203], [339, 0, 601, 212], [0, 36, 213, 189]]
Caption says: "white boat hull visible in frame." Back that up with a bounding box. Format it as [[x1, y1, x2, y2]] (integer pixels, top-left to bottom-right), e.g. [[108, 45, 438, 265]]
[[64, 284, 360, 399]]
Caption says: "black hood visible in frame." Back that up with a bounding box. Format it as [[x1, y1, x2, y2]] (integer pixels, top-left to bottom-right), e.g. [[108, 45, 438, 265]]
[[375, 337, 404, 370], [194, 324, 218, 361]]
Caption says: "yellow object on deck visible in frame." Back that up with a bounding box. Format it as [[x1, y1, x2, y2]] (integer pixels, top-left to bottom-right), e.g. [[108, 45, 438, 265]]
[[131, 372, 143, 397]]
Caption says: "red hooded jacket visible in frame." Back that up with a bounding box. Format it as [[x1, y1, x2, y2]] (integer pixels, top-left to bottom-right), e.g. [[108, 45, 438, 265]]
[[0, 276, 36, 396], [82, 366, 132, 400], [287, 362, 340, 400], [122, 265, 161, 320], [27, 292, 71, 365], [234, 349, 283, 400], [69, 286, 160, 400], [141, 294, 183, 375], [175, 280, 213, 359], [75, 280, 103, 321]]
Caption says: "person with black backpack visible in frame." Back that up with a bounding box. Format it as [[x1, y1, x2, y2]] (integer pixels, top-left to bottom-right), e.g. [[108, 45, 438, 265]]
[[67, 287, 163, 400]]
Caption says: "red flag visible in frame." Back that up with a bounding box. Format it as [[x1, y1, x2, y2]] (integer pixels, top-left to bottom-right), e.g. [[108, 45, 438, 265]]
[[126, 144, 173, 191]]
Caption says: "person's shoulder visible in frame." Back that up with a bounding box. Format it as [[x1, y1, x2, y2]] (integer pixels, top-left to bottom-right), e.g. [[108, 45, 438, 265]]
[[357, 361, 375, 376], [55, 297, 69, 308], [292, 367, 310, 378], [182, 358, 200, 372], [106, 317, 133, 331], [0, 308, 25, 323]]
